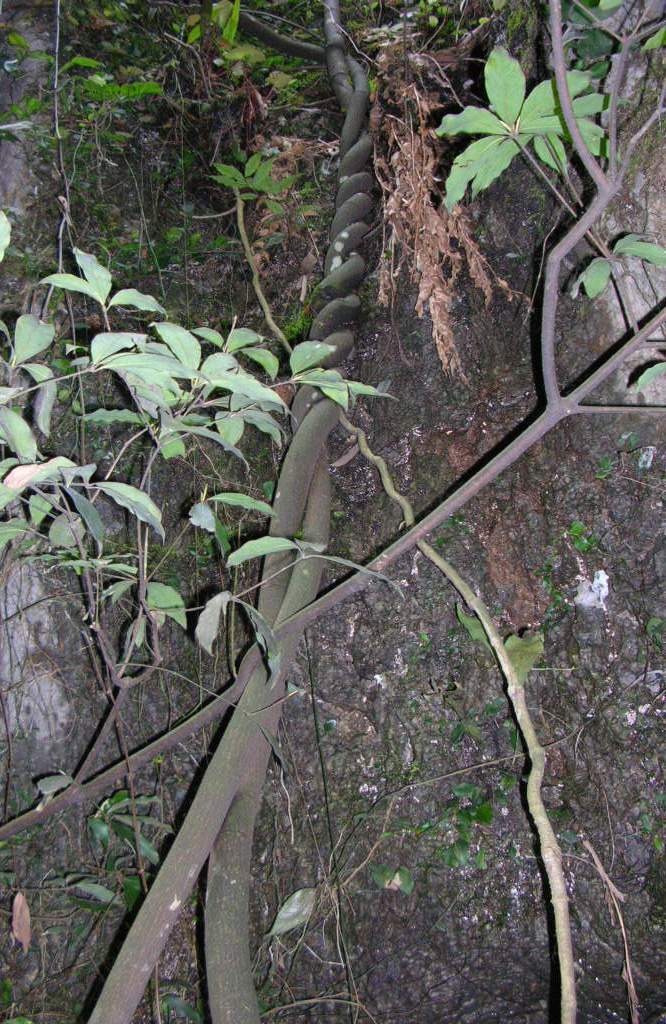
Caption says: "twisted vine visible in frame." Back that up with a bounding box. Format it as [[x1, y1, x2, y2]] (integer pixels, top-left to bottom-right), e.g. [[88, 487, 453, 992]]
[[87, 4, 373, 1022]]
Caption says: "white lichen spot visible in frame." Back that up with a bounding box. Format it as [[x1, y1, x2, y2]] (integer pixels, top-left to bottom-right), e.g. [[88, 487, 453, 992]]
[[574, 570, 610, 610], [330, 255, 343, 270], [169, 896, 181, 911], [638, 446, 656, 470], [625, 708, 637, 727]]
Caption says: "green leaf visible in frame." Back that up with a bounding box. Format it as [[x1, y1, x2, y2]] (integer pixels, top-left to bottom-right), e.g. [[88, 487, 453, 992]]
[[504, 632, 544, 684], [73, 248, 113, 304], [0, 520, 30, 551], [444, 136, 519, 210], [391, 867, 415, 895], [222, 0, 240, 43], [226, 535, 298, 567], [66, 487, 105, 544], [97, 482, 164, 539], [108, 289, 166, 315], [192, 326, 225, 347], [33, 371, 56, 437], [200, 352, 240, 376], [82, 408, 144, 426], [532, 133, 567, 174], [147, 581, 186, 628], [633, 362, 666, 391], [598, 0, 622, 8], [289, 341, 336, 374], [123, 875, 142, 911], [90, 331, 144, 364], [484, 48, 525, 126], [642, 27, 666, 50], [189, 502, 217, 532], [72, 880, 118, 903], [241, 410, 283, 444], [519, 79, 558, 129], [153, 322, 201, 370], [370, 863, 394, 889], [577, 257, 612, 298], [226, 326, 262, 352], [60, 54, 104, 73], [240, 347, 279, 380], [49, 512, 84, 549], [0, 457, 75, 504], [209, 491, 274, 517], [613, 235, 666, 267], [11, 314, 55, 365], [41, 272, 104, 304], [0, 211, 10, 262], [245, 152, 263, 176], [267, 887, 316, 937], [195, 590, 231, 654], [214, 416, 245, 446], [212, 163, 246, 189], [456, 604, 491, 651], [0, 408, 39, 461], [437, 106, 507, 137], [29, 493, 53, 524], [205, 369, 287, 411]]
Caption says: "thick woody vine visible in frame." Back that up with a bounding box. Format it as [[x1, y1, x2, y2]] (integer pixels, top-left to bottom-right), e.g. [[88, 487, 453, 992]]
[[0, 1, 665, 1022]]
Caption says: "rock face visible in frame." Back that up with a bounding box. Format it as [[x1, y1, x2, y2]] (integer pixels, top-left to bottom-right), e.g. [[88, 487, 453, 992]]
[[1, 2, 665, 1022]]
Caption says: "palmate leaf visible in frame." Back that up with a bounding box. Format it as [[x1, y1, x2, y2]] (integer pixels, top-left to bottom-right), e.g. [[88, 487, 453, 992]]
[[484, 48, 525, 125], [576, 257, 612, 299], [437, 106, 506, 138], [445, 136, 520, 211]]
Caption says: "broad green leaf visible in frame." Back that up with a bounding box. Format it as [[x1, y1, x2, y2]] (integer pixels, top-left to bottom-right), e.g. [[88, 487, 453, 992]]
[[108, 289, 166, 315], [153, 322, 201, 370], [66, 487, 105, 544], [49, 512, 84, 549], [33, 372, 57, 437], [11, 315, 54, 366], [245, 152, 263, 176], [437, 106, 506, 137], [123, 875, 142, 911], [41, 272, 103, 304], [29, 493, 54, 525], [0, 408, 38, 461], [227, 535, 297, 567], [189, 501, 217, 532], [0, 519, 30, 551], [456, 604, 491, 651], [267, 887, 316, 937], [504, 632, 544, 684], [370, 864, 394, 888], [642, 27, 666, 50], [147, 581, 186, 628], [391, 867, 414, 895], [0, 211, 10, 262], [200, 352, 240, 377], [484, 48, 525, 126], [598, 0, 622, 8], [195, 590, 231, 654], [578, 257, 611, 298], [73, 248, 113, 304], [572, 92, 606, 117], [289, 341, 336, 374], [471, 136, 519, 196], [222, 0, 240, 42], [519, 79, 558, 129], [90, 331, 145, 364], [633, 362, 666, 391], [613, 235, 666, 267], [82, 408, 144, 426], [241, 410, 283, 444], [209, 491, 274, 517], [192, 326, 225, 346], [212, 163, 246, 189], [205, 370, 287, 411], [97, 482, 164, 539], [72, 881, 117, 903], [533, 133, 567, 173], [445, 136, 518, 210], [0, 388, 21, 404], [215, 415, 245, 445], [241, 347, 279, 380], [226, 326, 262, 352]]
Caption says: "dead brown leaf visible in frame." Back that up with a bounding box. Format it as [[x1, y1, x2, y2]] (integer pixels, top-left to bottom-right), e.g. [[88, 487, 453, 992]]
[[11, 891, 31, 954]]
